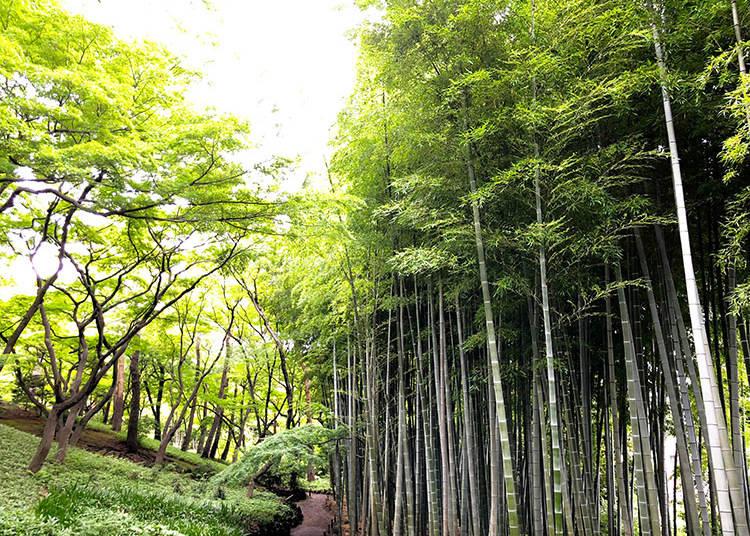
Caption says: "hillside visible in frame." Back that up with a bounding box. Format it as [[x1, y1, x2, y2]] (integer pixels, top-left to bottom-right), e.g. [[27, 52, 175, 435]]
[[0, 424, 298, 536]]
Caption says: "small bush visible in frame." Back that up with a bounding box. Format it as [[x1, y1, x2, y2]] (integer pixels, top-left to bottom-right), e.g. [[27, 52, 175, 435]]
[[300, 476, 332, 493]]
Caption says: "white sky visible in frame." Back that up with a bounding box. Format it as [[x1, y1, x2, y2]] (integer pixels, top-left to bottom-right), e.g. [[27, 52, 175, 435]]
[[1, 1, 372, 299], [60, 0, 368, 190]]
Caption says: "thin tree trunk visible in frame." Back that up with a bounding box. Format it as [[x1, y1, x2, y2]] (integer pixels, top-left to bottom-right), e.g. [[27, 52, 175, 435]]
[[126, 351, 141, 453], [528, 297, 545, 536], [727, 266, 750, 527], [438, 283, 459, 536], [534, 151, 565, 536], [203, 346, 231, 459], [656, 225, 712, 535], [730, 0, 750, 128], [457, 297, 481, 536], [429, 286, 455, 536], [400, 280, 416, 536], [111, 354, 126, 432], [651, 14, 748, 533], [614, 263, 662, 535], [181, 344, 201, 451], [605, 267, 634, 536], [394, 289, 406, 536], [415, 284, 440, 536], [364, 286, 386, 536], [462, 93, 520, 536], [347, 334, 359, 535], [634, 230, 701, 533]]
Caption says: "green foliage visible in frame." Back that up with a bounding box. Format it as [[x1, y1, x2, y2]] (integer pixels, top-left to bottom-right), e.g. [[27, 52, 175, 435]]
[[388, 246, 459, 275], [85, 420, 226, 475], [299, 476, 332, 493], [0, 424, 293, 536], [0, 0, 277, 228], [0, 511, 62, 536], [214, 425, 344, 488], [0, 0, 284, 384], [35, 484, 279, 536]]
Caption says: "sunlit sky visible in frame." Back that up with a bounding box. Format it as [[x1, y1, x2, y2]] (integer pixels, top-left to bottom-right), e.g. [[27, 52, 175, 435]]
[[60, 0, 369, 190], [1, 1, 372, 299]]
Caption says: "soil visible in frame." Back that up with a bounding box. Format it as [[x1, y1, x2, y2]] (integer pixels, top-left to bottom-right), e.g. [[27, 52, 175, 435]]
[[0, 402, 199, 470], [291, 493, 336, 536]]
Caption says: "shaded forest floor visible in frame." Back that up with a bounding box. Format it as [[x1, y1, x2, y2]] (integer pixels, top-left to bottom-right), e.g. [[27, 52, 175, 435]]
[[0, 402, 221, 473], [0, 403, 335, 535], [0, 421, 297, 535]]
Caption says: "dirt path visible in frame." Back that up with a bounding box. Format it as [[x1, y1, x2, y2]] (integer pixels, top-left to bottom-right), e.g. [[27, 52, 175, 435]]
[[291, 493, 335, 536]]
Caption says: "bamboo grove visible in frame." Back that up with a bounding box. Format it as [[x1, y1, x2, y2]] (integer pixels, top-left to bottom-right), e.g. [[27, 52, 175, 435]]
[[8, 0, 750, 535], [318, 0, 750, 534]]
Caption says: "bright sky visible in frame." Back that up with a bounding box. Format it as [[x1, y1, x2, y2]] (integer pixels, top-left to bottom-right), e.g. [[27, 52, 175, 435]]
[[60, 0, 368, 190], [1, 1, 371, 299]]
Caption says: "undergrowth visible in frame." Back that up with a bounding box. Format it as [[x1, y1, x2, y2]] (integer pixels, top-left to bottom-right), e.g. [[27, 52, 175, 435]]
[[0, 424, 293, 536]]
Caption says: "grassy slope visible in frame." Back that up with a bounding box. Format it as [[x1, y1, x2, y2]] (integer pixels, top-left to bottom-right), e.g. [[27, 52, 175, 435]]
[[85, 419, 227, 474], [0, 424, 294, 536]]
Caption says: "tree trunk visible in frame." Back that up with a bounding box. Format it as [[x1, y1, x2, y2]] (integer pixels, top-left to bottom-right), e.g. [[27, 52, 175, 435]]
[[730, 0, 750, 127], [656, 225, 713, 535], [346, 334, 359, 535], [605, 266, 633, 535], [614, 262, 662, 535], [110, 353, 126, 432], [415, 286, 439, 536], [456, 297, 481, 536], [534, 150, 565, 536], [436, 283, 458, 536], [181, 344, 201, 451], [528, 297, 546, 536], [634, 230, 701, 533], [126, 351, 141, 453], [652, 15, 748, 534], [154, 368, 165, 441], [305, 375, 316, 481], [394, 304, 406, 536], [462, 93, 520, 536], [196, 402, 209, 454], [28, 405, 60, 473], [54, 401, 84, 463], [203, 346, 231, 459]]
